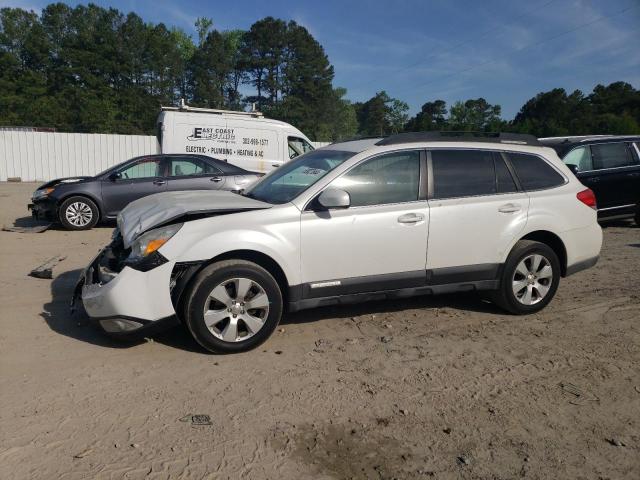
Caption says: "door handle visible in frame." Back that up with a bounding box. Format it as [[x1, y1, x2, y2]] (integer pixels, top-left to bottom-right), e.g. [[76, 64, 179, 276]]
[[210, 176, 222, 182], [498, 203, 521, 213], [587, 177, 600, 183], [272, 163, 281, 168], [397, 213, 424, 224], [627, 172, 640, 177], [153, 179, 166, 186]]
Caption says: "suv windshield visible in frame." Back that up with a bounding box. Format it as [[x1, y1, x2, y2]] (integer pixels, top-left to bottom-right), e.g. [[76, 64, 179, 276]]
[[244, 149, 355, 204]]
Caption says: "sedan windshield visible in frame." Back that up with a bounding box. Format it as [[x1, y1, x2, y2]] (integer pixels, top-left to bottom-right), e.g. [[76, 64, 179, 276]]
[[244, 149, 355, 204]]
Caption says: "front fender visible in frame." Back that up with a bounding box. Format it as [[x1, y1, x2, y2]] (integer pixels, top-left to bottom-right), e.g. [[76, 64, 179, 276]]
[[158, 208, 301, 286]]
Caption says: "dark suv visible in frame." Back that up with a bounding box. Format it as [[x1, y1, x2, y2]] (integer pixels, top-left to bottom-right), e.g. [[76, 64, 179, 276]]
[[539, 136, 640, 224]]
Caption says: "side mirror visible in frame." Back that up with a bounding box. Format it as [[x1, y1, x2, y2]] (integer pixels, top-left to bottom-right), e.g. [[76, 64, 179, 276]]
[[317, 188, 351, 210], [109, 172, 122, 181], [567, 164, 579, 175]]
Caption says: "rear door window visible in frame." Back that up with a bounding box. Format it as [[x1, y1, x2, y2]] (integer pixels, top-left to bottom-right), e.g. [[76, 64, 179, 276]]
[[590, 143, 636, 169], [431, 150, 496, 199], [563, 146, 593, 172], [508, 153, 565, 190], [168, 157, 221, 177]]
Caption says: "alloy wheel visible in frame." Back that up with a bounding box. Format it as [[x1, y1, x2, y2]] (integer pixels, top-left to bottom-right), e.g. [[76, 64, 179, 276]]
[[203, 277, 270, 342], [65, 202, 93, 227], [512, 254, 554, 305]]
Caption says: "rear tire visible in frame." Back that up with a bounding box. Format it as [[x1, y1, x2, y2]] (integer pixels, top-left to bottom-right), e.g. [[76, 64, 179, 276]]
[[59, 196, 99, 230], [491, 240, 560, 314], [183, 260, 283, 353]]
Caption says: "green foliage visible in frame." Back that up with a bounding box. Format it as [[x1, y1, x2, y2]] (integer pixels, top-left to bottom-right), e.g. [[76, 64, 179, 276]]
[[354, 91, 408, 136], [1, 4, 638, 141]]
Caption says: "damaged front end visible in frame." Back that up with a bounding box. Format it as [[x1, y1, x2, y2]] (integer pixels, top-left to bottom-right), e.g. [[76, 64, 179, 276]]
[[73, 228, 180, 337]]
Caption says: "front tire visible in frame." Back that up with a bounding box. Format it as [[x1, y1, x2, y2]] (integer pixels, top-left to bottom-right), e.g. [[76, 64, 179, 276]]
[[59, 196, 99, 230], [183, 260, 283, 353], [491, 240, 560, 314]]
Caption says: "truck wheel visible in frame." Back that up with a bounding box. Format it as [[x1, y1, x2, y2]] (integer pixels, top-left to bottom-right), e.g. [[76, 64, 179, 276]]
[[183, 260, 283, 353], [59, 196, 99, 230], [491, 240, 560, 314]]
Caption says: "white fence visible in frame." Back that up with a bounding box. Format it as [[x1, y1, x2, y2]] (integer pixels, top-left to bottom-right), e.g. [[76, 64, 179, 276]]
[[0, 131, 159, 182], [0, 131, 331, 182]]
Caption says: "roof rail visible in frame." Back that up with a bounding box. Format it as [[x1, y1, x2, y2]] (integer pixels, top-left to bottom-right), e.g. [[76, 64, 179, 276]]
[[376, 131, 542, 147], [161, 99, 264, 118]]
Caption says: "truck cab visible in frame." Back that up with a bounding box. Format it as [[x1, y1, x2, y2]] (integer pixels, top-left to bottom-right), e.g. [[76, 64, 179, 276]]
[[157, 103, 314, 174]]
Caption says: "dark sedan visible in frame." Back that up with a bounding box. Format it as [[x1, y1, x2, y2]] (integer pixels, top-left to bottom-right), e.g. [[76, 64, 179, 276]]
[[29, 154, 261, 230]]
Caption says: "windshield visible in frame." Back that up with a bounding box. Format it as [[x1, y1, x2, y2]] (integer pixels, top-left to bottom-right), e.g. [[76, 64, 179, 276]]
[[244, 149, 355, 204]]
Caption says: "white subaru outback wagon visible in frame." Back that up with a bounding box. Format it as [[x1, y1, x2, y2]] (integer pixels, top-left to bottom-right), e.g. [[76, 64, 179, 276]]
[[75, 132, 602, 353]]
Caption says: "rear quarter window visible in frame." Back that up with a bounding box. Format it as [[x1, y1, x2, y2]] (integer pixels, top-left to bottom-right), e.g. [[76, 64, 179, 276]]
[[508, 153, 565, 191]]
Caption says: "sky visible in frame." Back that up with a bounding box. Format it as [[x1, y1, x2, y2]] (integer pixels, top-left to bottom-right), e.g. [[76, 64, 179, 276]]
[[2, 0, 639, 118]]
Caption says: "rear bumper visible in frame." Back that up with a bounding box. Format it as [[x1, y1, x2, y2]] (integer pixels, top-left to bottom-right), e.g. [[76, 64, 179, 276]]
[[78, 248, 177, 335], [561, 222, 603, 276]]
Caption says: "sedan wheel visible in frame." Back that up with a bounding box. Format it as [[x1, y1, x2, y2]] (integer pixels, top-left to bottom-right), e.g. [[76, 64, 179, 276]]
[[65, 201, 93, 227], [59, 196, 99, 230]]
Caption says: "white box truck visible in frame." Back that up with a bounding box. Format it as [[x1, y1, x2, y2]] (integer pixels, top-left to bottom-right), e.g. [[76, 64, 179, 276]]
[[157, 102, 315, 173]]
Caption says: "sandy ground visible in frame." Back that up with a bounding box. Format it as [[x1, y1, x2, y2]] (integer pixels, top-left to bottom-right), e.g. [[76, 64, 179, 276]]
[[0, 181, 639, 480]]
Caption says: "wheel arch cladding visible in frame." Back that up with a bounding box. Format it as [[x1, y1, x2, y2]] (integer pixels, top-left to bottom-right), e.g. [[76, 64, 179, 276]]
[[173, 250, 290, 315], [212, 250, 289, 295], [520, 230, 567, 276]]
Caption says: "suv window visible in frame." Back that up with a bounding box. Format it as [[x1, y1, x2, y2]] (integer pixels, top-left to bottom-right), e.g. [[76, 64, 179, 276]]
[[495, 156, 518, 193], [245, 149, 354, 204], [332, 151, 420, 206], [168, 157, 220, 177], [288, 137, 314, 159], [118, 157, 162, 179], [508, 153, 565, 190], [590, 143, 636, 170], [431, 150, 496, 199], [563, 146, 593, 172]]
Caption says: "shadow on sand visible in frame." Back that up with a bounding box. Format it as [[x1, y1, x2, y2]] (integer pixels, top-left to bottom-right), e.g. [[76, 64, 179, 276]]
[[43, 269, 502, 353]]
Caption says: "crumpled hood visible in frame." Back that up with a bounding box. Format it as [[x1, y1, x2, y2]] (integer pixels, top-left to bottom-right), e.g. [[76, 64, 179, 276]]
[[117, 190, 272, 248]]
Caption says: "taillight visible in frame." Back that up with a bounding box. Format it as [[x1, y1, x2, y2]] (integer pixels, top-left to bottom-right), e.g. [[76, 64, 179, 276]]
[[577, 188, 597, 210]]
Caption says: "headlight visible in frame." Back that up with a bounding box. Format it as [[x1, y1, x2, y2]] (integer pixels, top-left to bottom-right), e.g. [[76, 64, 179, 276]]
[[128, 223, 183, 263], [33, 187, 55, 200]]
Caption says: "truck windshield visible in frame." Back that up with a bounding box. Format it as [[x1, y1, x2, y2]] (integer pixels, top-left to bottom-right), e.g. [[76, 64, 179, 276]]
[[244, 150, 354, 204]]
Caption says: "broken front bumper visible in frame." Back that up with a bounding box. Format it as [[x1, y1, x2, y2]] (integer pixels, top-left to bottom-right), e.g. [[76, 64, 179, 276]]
[[28, 199, 56, 221], [75, 246, 178, 336]]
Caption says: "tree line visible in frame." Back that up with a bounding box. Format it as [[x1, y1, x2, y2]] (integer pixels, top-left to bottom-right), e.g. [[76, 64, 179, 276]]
[[1, 3, 639, 141]]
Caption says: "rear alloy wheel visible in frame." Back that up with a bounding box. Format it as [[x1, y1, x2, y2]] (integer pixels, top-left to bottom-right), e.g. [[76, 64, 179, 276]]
[[511, 254, 554, 306], [59, 196, 99, 230], [491, 240, 560, 314], [184, 260, 283, 353]]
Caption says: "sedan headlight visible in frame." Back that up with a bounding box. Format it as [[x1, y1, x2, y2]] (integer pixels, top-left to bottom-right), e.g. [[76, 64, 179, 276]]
[[32, 187, 55, 200], [128, 223, 183, 263]]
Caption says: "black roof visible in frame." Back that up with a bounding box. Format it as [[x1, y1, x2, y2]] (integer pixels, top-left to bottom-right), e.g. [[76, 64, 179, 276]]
[[376, 131, 541, 147], [539, 135, 640, 156]]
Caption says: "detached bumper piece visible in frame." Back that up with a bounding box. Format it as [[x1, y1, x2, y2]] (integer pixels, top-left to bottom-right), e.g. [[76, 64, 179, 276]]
[[77, 236, 177, 337]]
